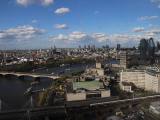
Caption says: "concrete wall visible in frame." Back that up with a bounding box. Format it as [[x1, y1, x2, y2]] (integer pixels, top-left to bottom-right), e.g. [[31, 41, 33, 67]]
[[145, 73, 160, 93], [66, 93, 86, 101], [101, 90, 110, 98], [120, 71, 145, 89], [120, 70, 160, 93], [121, 84, 132, 92]]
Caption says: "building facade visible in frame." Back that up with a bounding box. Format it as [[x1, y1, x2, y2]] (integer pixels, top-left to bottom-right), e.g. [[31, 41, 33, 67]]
[[119, 51, 127, 69], [120, 69, 145, 89], [120, 67, 160, 93]]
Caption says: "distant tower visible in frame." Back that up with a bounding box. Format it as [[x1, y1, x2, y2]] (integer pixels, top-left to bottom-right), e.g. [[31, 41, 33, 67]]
[[88, 45, 91, 50], [78, 45, 81, 49], [54, 45, 56, 50], [117, 44, 121, 50], [93, 45, 96, 49]]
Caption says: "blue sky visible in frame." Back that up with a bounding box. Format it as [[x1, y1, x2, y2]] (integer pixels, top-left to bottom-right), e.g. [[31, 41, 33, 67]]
[[0, 0, 160, 49]]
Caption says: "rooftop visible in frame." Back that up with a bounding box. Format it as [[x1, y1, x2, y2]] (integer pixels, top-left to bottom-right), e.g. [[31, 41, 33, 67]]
[[73, 81, 104, 91]]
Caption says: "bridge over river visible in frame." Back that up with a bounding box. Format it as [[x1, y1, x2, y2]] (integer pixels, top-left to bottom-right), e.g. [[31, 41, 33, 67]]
[[0, 72, 60, 80]]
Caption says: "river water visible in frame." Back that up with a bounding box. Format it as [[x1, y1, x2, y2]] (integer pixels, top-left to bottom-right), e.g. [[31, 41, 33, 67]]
[[0, 63, 94, 111]]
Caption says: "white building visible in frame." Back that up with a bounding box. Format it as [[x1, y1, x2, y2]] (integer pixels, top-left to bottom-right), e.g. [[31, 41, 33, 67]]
[[145, 67, 160, 93], [120, 69, 145, 89], [120, 82, 133, 92], [120, 67, 160, 93], [85, 62, 105, 77], [119, 51, 127, 69]]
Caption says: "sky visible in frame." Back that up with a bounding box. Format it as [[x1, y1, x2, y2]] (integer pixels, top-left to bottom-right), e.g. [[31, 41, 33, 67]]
[[0, 0, 160, 49]]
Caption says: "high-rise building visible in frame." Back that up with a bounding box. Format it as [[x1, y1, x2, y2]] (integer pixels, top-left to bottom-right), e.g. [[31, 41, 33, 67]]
[[78, 45, 81, 49], [139, 38, 155, 63], [117, 44, 121, 50], [119, 51, 127, 69]]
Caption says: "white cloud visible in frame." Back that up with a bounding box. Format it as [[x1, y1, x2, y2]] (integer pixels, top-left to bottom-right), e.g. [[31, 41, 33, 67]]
[[49, 30, 159, 47], [41, 0, 54, 6], [50, 31, 87, 41], [144, 28, 160, 38], [50, 32, 109, 43], [150, 0, 160, 8], [16, 0, 31, 6], [133, 27, 145, 32], [50, 34, 68, 41], [32, 19, 38, 23], [132, 26, 160, 36], [0, 25, 45, 42], [69, 31, 87, 40], [138, 16, 159, 21], [16, 0, 54, 6], [55, 24, 68, 29], [50, 26, 160, 47], [54, 7, 70, 15], [110, 34, 142, 41], [91, 33, 108, 42]]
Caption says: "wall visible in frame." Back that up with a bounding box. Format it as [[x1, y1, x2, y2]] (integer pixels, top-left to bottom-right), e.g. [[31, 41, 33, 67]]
[[101, 90, 110, 98], [145, 73, 160, 93], [120, 71, 145, 89], [120, 70, 160, 93], [66, 93, 86, 101]]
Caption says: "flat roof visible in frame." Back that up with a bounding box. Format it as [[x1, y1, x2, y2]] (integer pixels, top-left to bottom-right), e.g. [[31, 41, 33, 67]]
[[73, 81, 103, 91]]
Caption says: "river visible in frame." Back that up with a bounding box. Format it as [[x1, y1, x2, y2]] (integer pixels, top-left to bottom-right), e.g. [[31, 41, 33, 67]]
[[0, 63, 94, 111]]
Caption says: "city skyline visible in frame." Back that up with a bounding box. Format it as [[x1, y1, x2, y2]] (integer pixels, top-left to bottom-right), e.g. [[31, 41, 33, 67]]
[[0, 0, 160, 49]]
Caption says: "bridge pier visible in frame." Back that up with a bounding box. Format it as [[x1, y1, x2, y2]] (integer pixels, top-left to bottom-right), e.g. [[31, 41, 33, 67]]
[[30, 96, 34, 108], [18, 76, 25, 80], [0, 74, 4, 78], [0, 99, 2, 111], [34, 77, 40, 83], [27, 110, 31, 120], [45, 116, 50, 120]]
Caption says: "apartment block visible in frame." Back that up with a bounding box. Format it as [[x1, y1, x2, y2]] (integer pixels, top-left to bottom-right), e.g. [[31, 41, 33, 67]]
[[120, 67, 160, 93]]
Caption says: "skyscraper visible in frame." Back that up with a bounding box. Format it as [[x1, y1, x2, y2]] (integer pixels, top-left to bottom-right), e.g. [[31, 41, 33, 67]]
[[120, 51, 127, 69], [139, 38, 155, 63], [117, 44, 121, 50]]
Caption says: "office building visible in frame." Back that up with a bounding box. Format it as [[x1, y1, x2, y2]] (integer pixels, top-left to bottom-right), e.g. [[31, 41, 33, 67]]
[[120, 67, 160, 93], [119, 51, 127, 69]]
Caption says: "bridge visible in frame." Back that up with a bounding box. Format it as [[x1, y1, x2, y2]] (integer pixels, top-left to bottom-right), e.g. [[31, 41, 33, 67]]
[[1, 94, 160, 120], [0, 72, 60, 80]]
